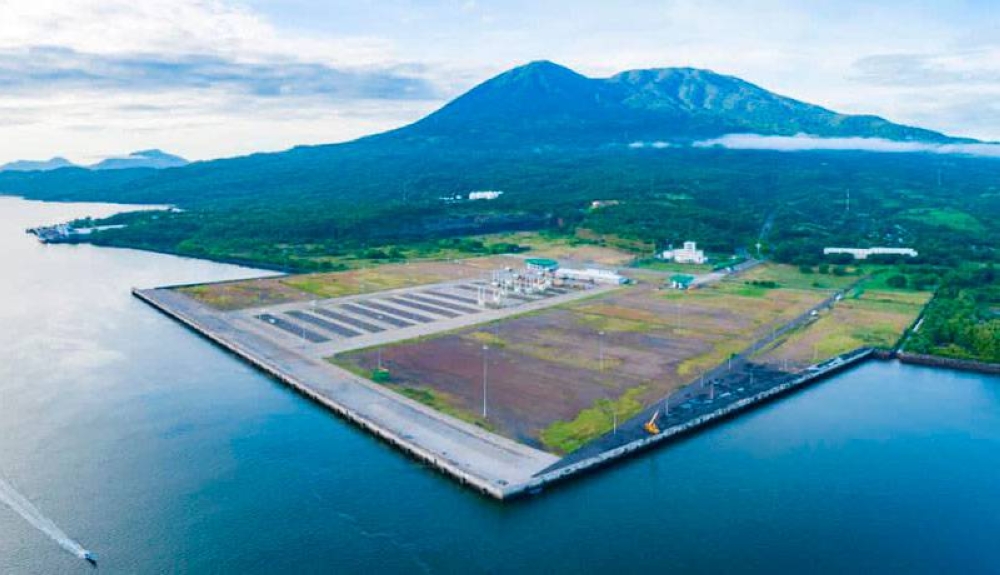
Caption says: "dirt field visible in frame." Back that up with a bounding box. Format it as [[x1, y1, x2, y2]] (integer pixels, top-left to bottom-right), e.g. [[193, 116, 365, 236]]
[[335, 271, 830, 454], [176, 256, 523, 310]]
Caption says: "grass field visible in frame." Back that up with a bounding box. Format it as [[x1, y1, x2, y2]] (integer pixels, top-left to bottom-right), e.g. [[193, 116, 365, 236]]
[[737, 263, 861, 291], [631, 259, 711, 274], [334, 264, 833, 454], [175, 237, 639, 311], [759, 288, 932, 367], [899, 207, 985, 233]]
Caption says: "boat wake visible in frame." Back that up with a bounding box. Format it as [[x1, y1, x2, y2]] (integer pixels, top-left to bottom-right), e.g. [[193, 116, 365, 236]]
[[0, 473, 91, 562]]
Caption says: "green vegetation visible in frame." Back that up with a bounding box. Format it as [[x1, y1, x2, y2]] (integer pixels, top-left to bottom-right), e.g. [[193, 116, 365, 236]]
[[331, 356, 493, 430], [5, 146, 995, 274], [632, 258, 708, 274], [761, 285, 932, 366], [1, 60, 997, 276], [899, 208, 985, 234], [539, 387, 648, 454], [741, 263, 861, 291], [907, 266, 1000, 363], [396, 387, 495, 431]]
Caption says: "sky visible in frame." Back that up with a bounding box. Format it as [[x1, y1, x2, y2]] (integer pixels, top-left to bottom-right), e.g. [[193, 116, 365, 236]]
[[1, 0, 999, 164]]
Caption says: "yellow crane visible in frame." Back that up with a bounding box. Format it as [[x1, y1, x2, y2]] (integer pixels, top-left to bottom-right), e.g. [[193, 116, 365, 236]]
[[643, 410, 660, 435]]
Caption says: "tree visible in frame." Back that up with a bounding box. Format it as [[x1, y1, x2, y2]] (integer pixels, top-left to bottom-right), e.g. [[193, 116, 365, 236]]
[[886, 274, 908, 289]]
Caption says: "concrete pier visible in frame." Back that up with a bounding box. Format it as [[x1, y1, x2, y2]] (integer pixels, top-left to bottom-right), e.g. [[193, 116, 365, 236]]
[[133, 287, 558, 499], [134, 283, 876, 500]]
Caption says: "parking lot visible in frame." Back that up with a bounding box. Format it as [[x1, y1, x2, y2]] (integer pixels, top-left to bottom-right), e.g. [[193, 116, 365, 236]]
[[232, 278, 606, 357]]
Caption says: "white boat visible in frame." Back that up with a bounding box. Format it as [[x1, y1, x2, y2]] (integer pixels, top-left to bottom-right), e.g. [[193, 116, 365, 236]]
[[81, 550, 97, 566]]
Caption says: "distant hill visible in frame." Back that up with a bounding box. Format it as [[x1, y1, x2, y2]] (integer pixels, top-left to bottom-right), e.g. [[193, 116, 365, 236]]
[[0, 157, 76, 172], [89, 150, 188, 170], [0, 149, 187, 173], [0, 60, 995, 273], [0, 60, 973, 205]]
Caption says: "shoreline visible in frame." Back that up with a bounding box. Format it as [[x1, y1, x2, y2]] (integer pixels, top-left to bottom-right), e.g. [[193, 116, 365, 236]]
[[133, 282, 943, 500]]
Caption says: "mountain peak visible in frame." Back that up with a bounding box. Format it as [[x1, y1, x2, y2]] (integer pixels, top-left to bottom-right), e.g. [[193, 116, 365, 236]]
[[506, 59, 579, 77], [398, 60, 959, 146], [485, 59, 592, 92]]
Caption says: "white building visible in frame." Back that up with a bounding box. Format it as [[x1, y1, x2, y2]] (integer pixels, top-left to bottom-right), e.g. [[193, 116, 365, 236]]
[[468, 190, 504, 201], [661, 241, 707, 264], [823, 247, 918, 260], [556, 267, 628, 285]]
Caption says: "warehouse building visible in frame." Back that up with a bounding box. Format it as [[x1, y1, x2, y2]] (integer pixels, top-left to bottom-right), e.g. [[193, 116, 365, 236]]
[[823, 247, 918, 259]]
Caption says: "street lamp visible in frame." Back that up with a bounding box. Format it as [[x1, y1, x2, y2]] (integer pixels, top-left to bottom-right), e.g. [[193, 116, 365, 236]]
[[482, 344, 489, 418], [598, 330, 605, 371]]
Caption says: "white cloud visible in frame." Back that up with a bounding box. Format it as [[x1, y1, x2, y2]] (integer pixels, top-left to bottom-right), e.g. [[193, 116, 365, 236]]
[[694, 133, 1000, 158], [0, 0, 392, 64], [2, 0, 1000, 163], [0, 0, 440, 163]]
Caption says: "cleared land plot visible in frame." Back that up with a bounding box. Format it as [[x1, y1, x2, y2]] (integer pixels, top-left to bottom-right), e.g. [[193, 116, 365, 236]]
[[759, 289, 932, 368], [177, 257, 522, 310], [180, 278, 308, 310], [335, 268, 830, 454]]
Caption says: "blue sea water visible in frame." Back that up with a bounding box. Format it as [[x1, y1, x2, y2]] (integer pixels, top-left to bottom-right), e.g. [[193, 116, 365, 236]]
[[1, 197, 999, 574]]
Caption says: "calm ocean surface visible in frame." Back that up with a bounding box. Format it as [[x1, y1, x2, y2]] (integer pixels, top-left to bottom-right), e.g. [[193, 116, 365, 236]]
[[1, 196, 999, 574]]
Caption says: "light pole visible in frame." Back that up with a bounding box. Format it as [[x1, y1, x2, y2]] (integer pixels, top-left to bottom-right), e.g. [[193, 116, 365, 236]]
[[598, 330, 605, 371], [376, 315, 385, 370], [482, 344, 489, 418]]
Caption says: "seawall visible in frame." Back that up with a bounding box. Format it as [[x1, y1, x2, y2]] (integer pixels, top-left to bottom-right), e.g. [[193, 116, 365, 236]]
[[132, 287, 527, 500], [525, 348, 875, 494]]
